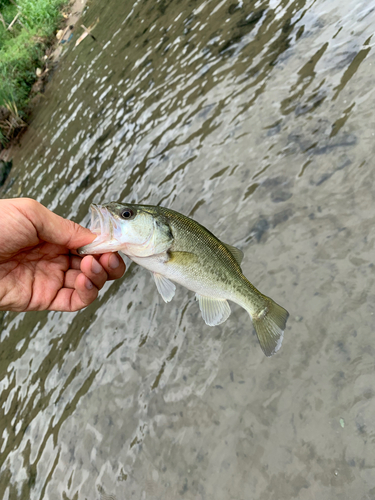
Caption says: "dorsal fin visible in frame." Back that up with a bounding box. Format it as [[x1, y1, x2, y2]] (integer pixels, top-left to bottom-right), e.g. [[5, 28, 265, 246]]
[[222, 243, 244, 265]]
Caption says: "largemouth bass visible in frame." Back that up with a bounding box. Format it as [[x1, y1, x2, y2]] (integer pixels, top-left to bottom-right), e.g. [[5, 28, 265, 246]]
[[78, 203, 289, 356]]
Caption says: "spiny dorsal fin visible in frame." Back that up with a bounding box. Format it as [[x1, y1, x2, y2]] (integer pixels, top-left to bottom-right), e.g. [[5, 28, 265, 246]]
[[222, 243, 244, 265]]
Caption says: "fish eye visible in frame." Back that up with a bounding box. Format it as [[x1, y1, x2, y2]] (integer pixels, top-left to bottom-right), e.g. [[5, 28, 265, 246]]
[[120, 208, 135, 220]]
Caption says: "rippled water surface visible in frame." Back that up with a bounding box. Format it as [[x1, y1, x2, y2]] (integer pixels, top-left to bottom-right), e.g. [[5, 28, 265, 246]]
[[1, 0, 375, 498]]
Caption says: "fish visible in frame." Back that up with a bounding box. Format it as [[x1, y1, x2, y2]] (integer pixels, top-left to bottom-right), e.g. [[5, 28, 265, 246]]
[[77, 203, 289, 356]]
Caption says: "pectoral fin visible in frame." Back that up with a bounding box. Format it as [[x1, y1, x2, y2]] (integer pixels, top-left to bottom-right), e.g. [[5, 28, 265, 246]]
[[196, 294, 231, 326], [153, 273, 176, 302], [168, 251, 198, 266]]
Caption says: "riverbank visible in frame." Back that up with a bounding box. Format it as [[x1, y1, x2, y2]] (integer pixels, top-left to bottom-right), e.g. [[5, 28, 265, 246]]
[[0, 0, 87, 155]]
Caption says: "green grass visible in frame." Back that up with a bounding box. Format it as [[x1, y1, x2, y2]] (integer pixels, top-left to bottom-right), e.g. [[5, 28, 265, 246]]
[[0, 0, 67, 145]]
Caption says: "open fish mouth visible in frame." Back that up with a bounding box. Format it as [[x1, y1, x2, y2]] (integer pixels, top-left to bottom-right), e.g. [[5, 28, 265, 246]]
[[89, 203, 111, 236], [77, 204, 120, 254]]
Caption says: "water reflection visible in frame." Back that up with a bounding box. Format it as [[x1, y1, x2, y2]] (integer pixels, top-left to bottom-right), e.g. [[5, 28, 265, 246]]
[[1, 0, 375, 498]]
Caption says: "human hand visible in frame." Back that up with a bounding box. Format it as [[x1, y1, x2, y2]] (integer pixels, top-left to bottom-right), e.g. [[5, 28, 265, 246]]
[[0, 198, 126, 312]]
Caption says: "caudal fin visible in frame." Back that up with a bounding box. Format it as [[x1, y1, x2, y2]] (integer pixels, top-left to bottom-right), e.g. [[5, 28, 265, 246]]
[[251, 299, 289, 357]]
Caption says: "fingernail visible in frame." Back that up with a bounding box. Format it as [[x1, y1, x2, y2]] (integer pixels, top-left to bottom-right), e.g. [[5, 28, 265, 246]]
[[91, 258, 102, 274], [85, 278, 94, 290], [109, 254, 120, 269]]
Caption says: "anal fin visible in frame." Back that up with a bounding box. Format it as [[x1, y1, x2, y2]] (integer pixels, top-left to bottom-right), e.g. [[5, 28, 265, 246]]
[[196, 294, 231, 326]]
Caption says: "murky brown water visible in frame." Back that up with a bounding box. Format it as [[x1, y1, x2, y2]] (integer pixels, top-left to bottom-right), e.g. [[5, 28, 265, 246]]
[[1, 0, 375, 498]]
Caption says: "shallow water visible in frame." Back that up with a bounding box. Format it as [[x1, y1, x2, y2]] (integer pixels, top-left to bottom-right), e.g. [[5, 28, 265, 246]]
[[1, 0, 375, 498]]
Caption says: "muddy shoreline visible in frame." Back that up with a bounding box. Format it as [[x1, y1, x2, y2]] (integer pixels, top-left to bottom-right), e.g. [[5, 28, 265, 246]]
[[0, 0, 88, 165]]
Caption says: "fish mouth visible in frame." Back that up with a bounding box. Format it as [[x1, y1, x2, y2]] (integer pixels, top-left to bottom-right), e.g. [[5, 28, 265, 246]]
[[90, 203, 112, 236], [77, 204, 120, 254]]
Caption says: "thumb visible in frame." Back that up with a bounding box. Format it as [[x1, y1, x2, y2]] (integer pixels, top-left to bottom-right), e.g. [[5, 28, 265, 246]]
[[16, 198, 96, 249]]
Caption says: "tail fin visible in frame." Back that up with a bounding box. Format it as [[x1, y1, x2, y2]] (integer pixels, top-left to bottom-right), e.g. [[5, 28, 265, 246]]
[[251, 299, 289, 357]]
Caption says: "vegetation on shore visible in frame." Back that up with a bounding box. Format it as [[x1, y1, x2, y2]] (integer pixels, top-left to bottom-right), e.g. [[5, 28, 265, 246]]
[[0, 0, 67, 147]]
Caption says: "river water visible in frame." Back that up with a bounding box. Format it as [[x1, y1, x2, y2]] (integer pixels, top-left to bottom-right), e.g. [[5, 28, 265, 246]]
[[1, 0, 375, 498]]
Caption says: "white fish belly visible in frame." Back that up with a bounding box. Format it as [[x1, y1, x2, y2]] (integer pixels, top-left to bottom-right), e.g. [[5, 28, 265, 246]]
[[129, 254, 236, 301]]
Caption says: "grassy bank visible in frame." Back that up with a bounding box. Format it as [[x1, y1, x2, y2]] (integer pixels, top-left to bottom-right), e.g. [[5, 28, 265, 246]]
[[0, 0, 67, 146]]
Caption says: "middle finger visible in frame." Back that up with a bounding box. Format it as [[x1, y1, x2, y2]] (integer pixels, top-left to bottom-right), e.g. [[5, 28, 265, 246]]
[[70, 255, 83, 270], [80, 255, 108, 290]]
